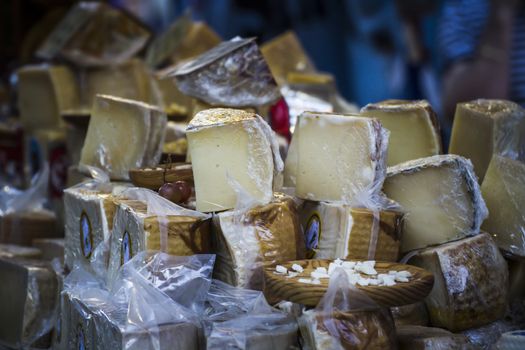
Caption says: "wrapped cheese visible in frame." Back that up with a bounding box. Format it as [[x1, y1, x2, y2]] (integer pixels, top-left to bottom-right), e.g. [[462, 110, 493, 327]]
[[449, 99, 525, 181], [187, 108, 283, 212], [409, 233, 508, 332], [0, 244, 41, 259], [32, 238, 64, 263], [212, 193, 305, 290], [383, 155, 488, 253], [391, 303, 429, 327], [79, 95, 167, 180], [0, 258, 59, 349], [496, 330, 525, 350], [300, 201, 403, 261], [0, 209, 59, 245], [396, 325, 471, 350], [293, 112, 389, 205], [360, 100, 442, 166], [461, 319, 521, 350], [481, 155, 525, 257]]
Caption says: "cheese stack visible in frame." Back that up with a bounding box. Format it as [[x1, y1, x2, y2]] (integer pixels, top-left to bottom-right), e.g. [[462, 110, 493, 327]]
[[79, 95, 167, 180], [212, 193, 305, 290]]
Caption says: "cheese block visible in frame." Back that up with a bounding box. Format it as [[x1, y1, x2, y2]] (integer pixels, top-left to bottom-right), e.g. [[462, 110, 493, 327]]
[[187, 108, 282, 212], [360, 100, 441, 166], [283, 132, 299, 187], [508, 259, 525, 301], [107, 199, 211, 284], [409, 233, 508, 332], [0, 258, 59, 349], [294, 112, 388, 204], [152, 75, 192, 116], [79, 95, 167, 180], [299, 309, 397, 349], [212, 193, 305, 290], [17, 65, 79, 131], [383, 155, 488, 253], [449, 99, 525, 181], [0, 244, 41, 259], [460, 319, 520, 350], [396, 325, 471, 350], [300, 201, 402, 261], [64, 182, 130, 270], [169, 21, 222, 64], [1, 210, 60, 246], [481, 155, 525, 257], [391, 303, 429, 327], [32, 238, 64, 263]]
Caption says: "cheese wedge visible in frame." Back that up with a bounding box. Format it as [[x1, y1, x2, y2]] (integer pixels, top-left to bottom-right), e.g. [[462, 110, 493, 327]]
[[212, 194, 304, 289], [449, 99, 525, 181], [383, 155, 488, 253], [409, 233, 508, 332], [187, 108, 281, 212], [396, 325, 471, 350], [481, 155, 525, 257], [17, 64, 79, 131], [79, 95, 167, 180], [300, 201, 402, 261], [360, 100, 441, 166], [294, 112, 388, 204]]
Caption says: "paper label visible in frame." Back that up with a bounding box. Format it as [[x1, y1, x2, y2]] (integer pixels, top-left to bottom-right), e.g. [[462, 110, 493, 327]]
[[120, 231, 133, 265], [79, 211, 93, 259], [305, 213, 321, 258]]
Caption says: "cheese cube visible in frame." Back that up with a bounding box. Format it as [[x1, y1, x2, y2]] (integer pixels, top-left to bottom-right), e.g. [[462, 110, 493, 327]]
[[17, 64, 79, 131], [449, 99, 525, 181], [187, 108, 281, 212], [79, 95, 167, 180], [212, 193, 305, 290], [300, 201, 402, 261], [383, 155, 488, 253], [481, 155, 525, 257], [360, 100, 441, 166], [294, 112, 388, 203], [409, 233, 508, 331]]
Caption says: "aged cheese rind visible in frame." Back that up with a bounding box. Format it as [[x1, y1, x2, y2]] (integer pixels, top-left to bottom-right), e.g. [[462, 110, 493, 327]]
[[384, 154, 488, 253], [187, 108, 282, 212], [300, 201, 402, 261], [481, 155, 525, 257], [449, 99, 525, 181], [409, 233, 508, 332], [79, 94, 167, 180], [295, 112, 388, 204], [361, 99, 441, 166]]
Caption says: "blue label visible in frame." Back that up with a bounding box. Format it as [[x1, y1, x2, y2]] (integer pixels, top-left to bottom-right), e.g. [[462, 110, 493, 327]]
[[121, 231, 133, 265], [305, 213, 321, 258], [79, 212, 92, 259]]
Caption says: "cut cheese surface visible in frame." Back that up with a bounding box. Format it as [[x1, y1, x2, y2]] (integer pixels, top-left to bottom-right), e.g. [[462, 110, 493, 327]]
[[79, 94, 167, 180], [449, 99, 525, 181], [409, 233, 508, 332], [481, 155, 525, 257], [187, 108, 280, 212], [383, 155, 487, 253], [295, 112, 388, 204], [361, 100, 441, 166]]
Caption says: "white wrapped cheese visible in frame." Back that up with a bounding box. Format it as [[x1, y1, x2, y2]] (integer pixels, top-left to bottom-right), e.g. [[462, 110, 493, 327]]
[[383, 155, 488, 253], [293, 112, 388, 204], [79, 95, 167, 180], [409, 233, 508, 332], [186, 108, 283, 212]]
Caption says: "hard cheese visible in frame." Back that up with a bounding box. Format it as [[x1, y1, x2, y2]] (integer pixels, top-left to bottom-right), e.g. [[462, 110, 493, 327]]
[[481, 155, 525, 257], [300, 201, 402, 261], [360, 100, 441, 166], [383, 155, 487, 253], [409, 233, 508, 332], [449, 99, 525, 181], [79, 94, 167, 180], [294, 112, 388, 204], [187, 108, 282, 212], [396, 325, 471, 350]]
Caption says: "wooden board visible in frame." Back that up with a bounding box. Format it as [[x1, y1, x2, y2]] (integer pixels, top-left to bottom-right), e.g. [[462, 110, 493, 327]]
[[264, 259, 434, 308], [128, 163, 193, 190]]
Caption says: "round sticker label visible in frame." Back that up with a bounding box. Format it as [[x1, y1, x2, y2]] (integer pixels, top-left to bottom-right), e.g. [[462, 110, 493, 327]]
[[77, 325, 86, 350], [79, 212, 93, 259], [305, 213, 321, 258], [121, 231, 133, 265]]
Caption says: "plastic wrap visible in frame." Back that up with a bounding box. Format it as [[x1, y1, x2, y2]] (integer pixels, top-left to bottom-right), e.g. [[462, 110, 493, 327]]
[[384, 154, 488, 253], [461, 319, 520, 350], [300, 201, 403, 261], [107, 187, 211, 285], [481, 155, 525, 258], [37, 2, 151, 67], [79, 94, 167, 181], [449, 99, 525, 181], [496, 330, 525, 349], [186, 108, 283, 212], [166, 37, 280, 107], [409, 233, 508, 332], [396, 325, 471, 350], [212, 192, 305, 290], [298, 268, 397, 350]]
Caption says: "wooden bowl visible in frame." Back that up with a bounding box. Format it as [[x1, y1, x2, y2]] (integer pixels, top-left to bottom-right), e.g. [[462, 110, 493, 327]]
[[264, 259, 434, 308], [129, 163, 193, 190]]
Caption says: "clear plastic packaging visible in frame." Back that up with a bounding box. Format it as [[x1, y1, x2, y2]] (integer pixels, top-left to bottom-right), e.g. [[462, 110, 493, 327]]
[[396, 325, 472, 350]]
